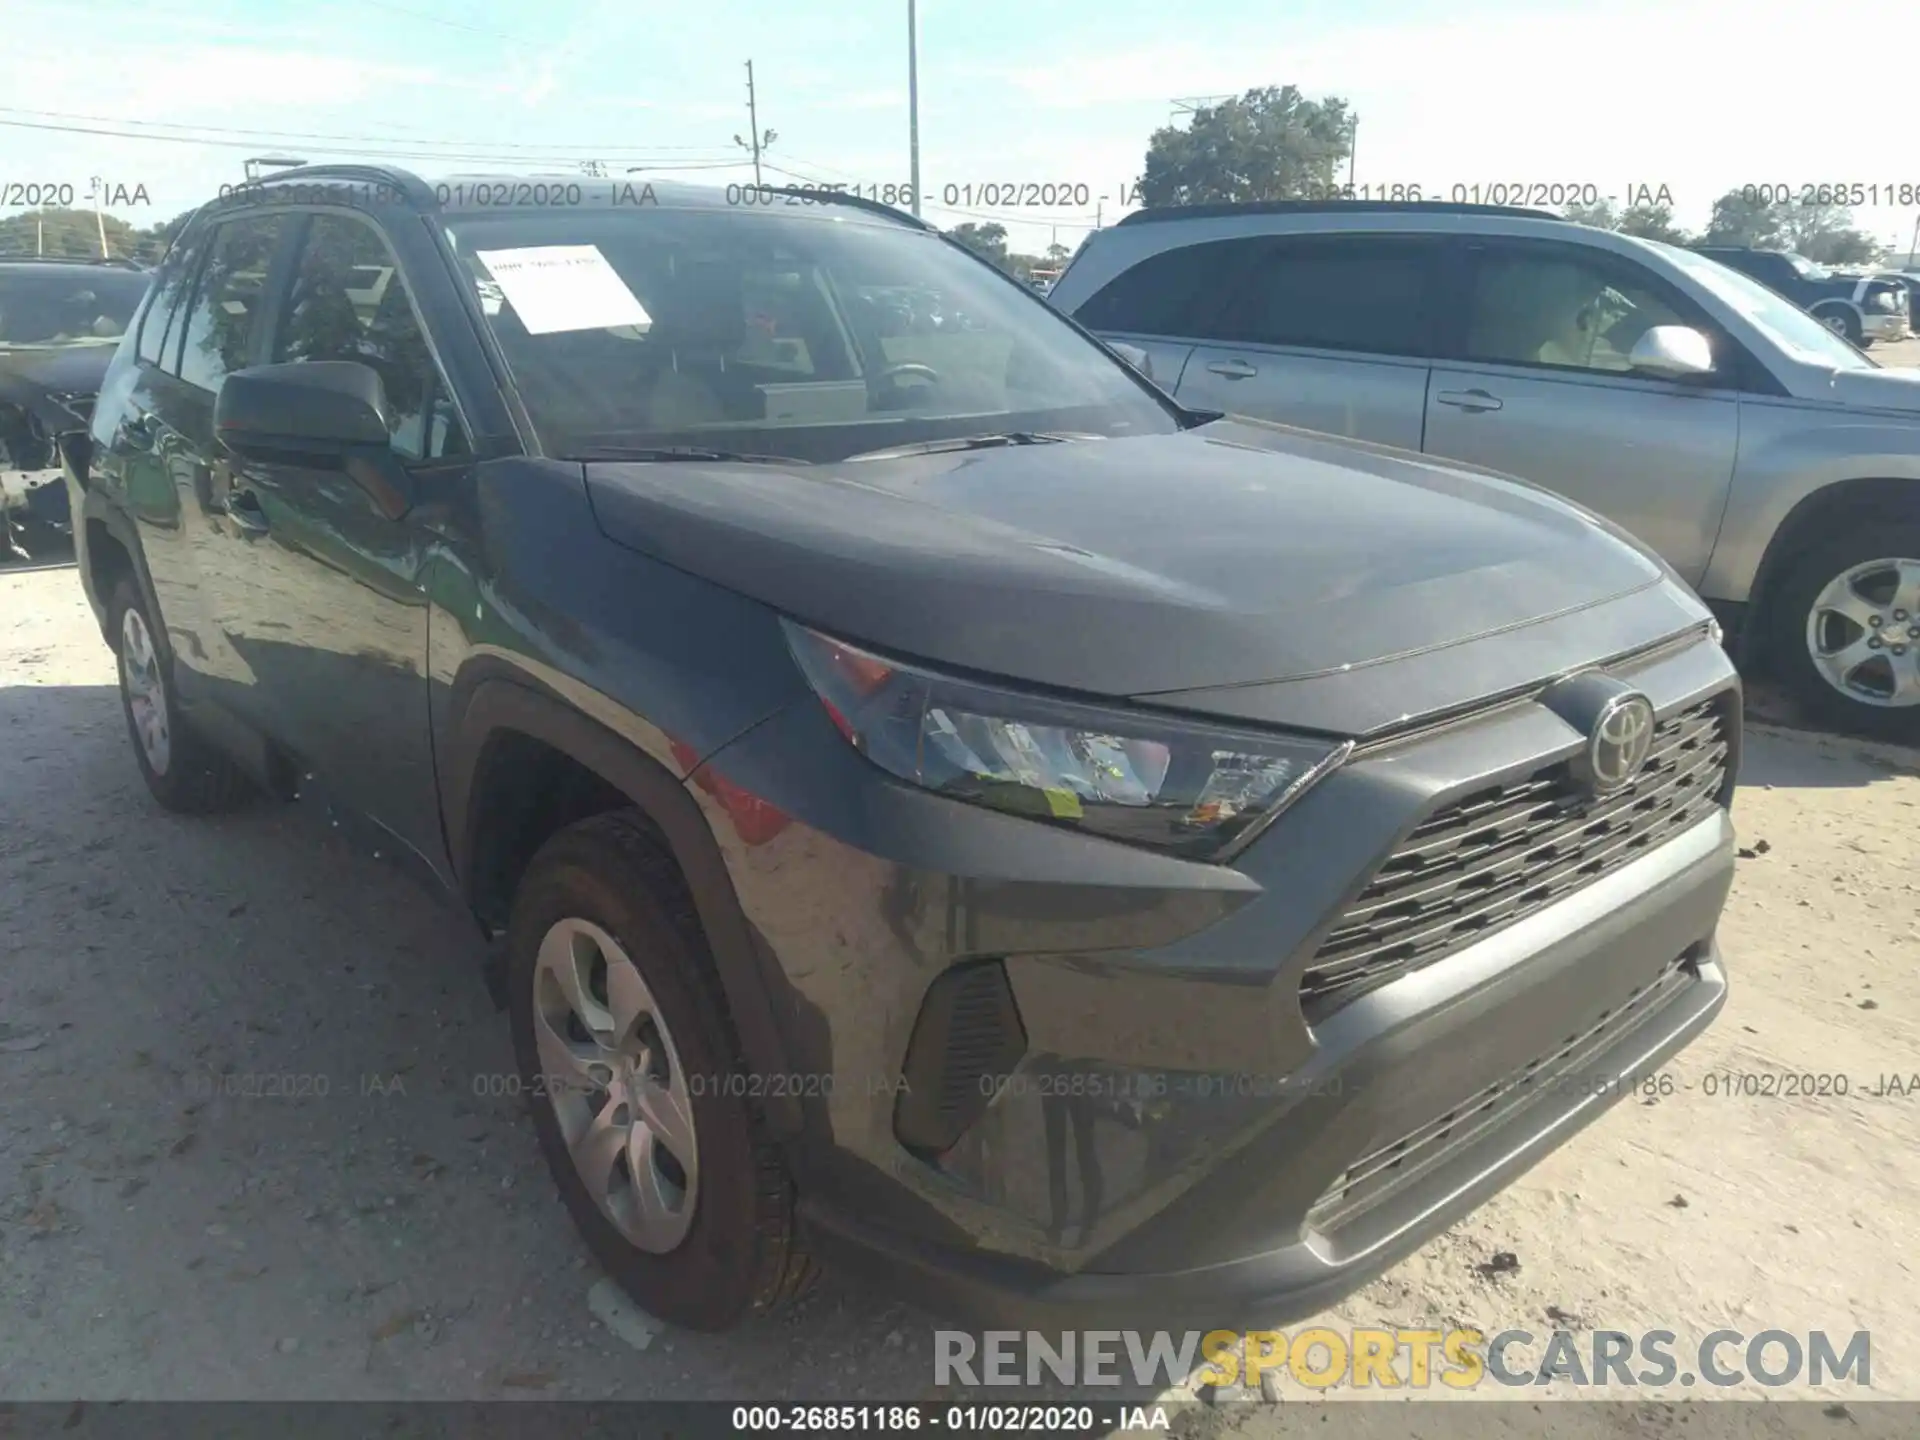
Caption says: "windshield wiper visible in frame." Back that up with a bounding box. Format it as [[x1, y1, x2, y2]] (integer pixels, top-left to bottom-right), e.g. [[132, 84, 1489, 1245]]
[[845, 431, 1085, 461], [563, 445, 809, 466]]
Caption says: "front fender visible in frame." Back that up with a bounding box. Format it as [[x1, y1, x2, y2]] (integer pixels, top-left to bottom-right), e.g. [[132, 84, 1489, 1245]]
[[439, 668, 804, 1138], [1700, 406, 1920, 606]]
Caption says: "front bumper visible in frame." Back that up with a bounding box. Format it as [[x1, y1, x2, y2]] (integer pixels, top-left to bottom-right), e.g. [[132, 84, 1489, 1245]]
[[804, 827, 1729, 1333], [688, 625, 1739, 1330]]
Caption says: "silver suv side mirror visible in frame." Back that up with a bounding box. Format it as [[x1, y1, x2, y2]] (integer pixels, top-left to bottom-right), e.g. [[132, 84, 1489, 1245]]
[[1629, 325, 1715, 380], [1110, 342, 1154, 381]]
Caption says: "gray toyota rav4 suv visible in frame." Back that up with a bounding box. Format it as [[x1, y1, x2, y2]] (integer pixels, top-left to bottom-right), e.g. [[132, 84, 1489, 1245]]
[[65, 168, 1738, 1334]]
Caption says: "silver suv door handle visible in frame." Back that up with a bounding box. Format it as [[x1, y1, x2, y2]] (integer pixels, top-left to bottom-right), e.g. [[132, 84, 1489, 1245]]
[[1206, 359, 1258, 380], [1435, 388, 1503, 413]]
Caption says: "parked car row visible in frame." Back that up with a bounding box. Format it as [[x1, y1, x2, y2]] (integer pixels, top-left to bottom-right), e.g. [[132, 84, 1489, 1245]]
[[1687, 245, 1911, 347], [0, 257, 149, 558], [1048, 199, 1920, 738], [64, 168, 1738, 1335]]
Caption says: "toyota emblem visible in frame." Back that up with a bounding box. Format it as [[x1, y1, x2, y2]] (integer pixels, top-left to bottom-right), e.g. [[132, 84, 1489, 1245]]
[[1586, 692, 1655, 794]]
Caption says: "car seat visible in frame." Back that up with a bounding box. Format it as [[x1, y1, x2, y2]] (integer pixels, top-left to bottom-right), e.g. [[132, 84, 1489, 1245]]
[[642, 263, 763, 431]]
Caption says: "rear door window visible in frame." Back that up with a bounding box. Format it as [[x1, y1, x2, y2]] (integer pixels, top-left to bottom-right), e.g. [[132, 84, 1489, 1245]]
[[1072, 238, 1260, 337], [1214, 236, 1441, 358]]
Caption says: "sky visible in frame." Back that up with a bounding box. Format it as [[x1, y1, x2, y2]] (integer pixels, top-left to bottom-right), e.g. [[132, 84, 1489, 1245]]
[[7, 0, 1920, 260]]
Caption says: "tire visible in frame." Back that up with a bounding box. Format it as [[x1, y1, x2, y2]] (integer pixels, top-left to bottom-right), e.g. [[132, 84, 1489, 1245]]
[[109, 578, 255, 812], [1813, 305, 1864, 346], [505, 809, 814, 1330], [1765, 522, 1920, 742]]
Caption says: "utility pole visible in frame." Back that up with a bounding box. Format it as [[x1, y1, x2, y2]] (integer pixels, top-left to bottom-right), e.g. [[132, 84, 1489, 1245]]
[[1347, 113, 1358, 189], [88, 177, 108, 257], [734, 61, 776, 186], [907, 0, 922, 217]]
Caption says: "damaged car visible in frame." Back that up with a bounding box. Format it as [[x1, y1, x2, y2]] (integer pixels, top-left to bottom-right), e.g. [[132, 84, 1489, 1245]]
[[0, 257, 150, 559]]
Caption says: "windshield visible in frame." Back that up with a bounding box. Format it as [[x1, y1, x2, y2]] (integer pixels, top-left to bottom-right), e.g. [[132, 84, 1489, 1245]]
[[0, 269, 149, 349], [1782, 253, 1831, 280], [1663, 245, 1875, 370], [442, 206, 1180, 462]]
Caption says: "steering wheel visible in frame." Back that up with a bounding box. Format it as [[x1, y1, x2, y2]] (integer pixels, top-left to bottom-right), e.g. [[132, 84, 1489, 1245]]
[[870, 361, 941, 408]]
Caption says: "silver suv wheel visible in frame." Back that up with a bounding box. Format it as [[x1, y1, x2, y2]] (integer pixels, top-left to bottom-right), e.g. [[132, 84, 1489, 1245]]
[[1804, 556, 1920, 708]]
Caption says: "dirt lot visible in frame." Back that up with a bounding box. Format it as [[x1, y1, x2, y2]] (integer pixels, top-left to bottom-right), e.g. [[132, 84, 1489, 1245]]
[[1, 564, 1917, 1425]]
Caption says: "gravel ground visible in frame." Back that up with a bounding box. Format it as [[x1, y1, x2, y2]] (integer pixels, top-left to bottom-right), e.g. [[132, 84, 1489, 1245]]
[[2, 563, 1917, 1425]]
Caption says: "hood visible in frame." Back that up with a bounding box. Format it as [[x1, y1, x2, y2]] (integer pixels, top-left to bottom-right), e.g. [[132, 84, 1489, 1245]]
[[582, 419, 1680, 731], [0, 342, 116, 427], [1816, 366, 1920, 414]]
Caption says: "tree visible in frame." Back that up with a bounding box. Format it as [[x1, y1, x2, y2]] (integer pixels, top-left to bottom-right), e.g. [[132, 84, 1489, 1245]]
[[0, 206, 142, 259], [1136, 84, 1353, 208], [1617, 202, 1690, 245], [1561, 199, 1691, 245], [1702, 189, 1786, 248], [1797, 225, 1882, 267], [1043, 241, 1072, 269], [1563, 200, 1620, 230], [136, 209, 198, 260], [1701, 188, 1880, 265], [946, 221, 1008, 265]]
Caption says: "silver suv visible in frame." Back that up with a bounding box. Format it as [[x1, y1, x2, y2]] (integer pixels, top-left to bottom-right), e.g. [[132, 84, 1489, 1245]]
[[1050, 201, 1920, 739]]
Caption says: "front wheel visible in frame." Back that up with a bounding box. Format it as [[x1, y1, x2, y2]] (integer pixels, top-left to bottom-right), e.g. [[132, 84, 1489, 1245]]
[[1766, 525, 1920, 741], [505, 810, 814, 1330]]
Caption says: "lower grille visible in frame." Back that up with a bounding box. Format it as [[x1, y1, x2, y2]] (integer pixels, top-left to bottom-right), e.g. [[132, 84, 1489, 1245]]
[[1302, 695, 1730, 1015], [1306, 950, 1697, 1234]]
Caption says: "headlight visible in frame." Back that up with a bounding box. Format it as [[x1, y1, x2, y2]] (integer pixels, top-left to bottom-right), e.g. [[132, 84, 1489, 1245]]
[[783, 622, 1350, 861]]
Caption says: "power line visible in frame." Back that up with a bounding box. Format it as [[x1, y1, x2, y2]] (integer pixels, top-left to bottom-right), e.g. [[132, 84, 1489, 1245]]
[[0, 105, 738, 157], [0, 115, 751, 171]]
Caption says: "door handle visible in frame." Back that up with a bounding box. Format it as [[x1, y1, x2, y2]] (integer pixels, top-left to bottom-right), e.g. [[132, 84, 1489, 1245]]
[[227, 489, 270, 537], [1435, 388, 1503, 413], [1205, 358, 1258, 380]]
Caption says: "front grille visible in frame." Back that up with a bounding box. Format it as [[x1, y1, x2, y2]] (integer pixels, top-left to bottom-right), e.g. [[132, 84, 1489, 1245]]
[[1306, 949, 1697, 1234], [1301, 696, 1730, 1016]]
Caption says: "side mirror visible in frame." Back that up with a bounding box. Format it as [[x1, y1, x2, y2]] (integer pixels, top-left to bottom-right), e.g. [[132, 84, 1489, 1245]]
[[1628, 325, 1715, 380], [215, 360, 391, 461], [1110, 342, 1154, 381]]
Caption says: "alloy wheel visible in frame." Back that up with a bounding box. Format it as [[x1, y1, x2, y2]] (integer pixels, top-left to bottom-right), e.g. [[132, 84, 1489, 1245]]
[[532, 916, 700, 1253], [1804, 556, 1920, 708], [120, 606, 172, 774]]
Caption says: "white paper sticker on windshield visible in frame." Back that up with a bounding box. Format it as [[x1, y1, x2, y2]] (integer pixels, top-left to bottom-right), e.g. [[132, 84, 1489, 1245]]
[[474, 246, 651, 335]]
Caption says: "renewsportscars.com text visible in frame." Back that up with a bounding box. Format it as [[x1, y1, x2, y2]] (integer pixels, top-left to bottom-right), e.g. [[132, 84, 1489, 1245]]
[[935, 1327, 1872, 1390]]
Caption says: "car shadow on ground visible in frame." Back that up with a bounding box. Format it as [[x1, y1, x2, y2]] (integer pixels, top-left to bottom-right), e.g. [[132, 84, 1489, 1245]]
[[0, 678, 941, 1401]]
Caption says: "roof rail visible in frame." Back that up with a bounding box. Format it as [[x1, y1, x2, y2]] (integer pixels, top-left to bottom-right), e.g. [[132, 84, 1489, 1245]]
[[756, 184, 933, 231], [1114, 199, 1564, 226], [233, 163, 434, 207]]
